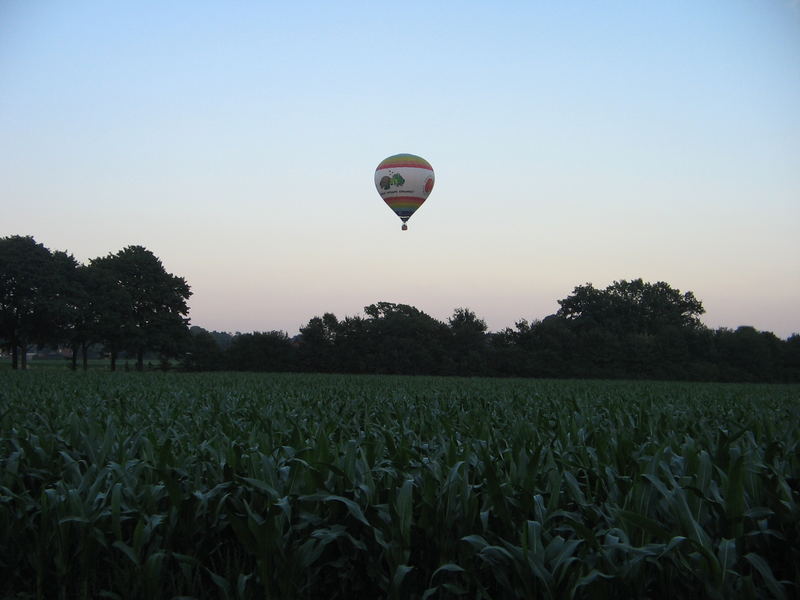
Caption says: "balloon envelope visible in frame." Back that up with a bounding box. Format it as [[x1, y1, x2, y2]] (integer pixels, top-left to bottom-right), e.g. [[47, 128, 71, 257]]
[[374, 154, 434, 227]]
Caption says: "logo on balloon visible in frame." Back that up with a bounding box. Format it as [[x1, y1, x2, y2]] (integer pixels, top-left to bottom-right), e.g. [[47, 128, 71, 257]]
[[424, 177, 434, 194], [379, 173, 406, 191]]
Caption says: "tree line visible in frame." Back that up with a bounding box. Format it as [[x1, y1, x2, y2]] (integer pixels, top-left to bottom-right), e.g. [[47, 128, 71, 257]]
[[187, 294, 800, 383], [3, 235, 799, 381], [0, 236, 190, 370]]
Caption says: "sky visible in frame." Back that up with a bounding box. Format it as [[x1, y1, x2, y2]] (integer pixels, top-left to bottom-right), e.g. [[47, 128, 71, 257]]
[[1, 1, 799, 338]]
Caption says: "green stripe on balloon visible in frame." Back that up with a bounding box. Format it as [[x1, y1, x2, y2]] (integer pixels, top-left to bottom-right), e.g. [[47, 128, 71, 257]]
[[388, 201, 423, 207]]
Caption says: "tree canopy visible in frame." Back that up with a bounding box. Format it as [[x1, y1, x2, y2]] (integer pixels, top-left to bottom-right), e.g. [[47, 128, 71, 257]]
[[557, 279, 704, 334], [0, 236, 78, 369], [91, 245, 191, 370]]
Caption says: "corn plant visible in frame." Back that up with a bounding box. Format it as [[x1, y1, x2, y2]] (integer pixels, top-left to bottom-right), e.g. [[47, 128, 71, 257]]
[[0, 371, 797, 599]]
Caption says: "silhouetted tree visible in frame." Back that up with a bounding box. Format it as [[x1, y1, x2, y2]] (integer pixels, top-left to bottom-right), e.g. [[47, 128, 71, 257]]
[[714, 326, 782, 382], [80, 260, 135, 371], [548, 279, 706, 378], [329, 315, 372, 373], [208, 330, 234, 350], [487, 326, 526, 377], [0, 236, 77, 369], [361, 302, 451, 374], [226, 331, 295, 371], [557, 279, 704, 335], [782, 334, 800, 382], [529, 316, 579, 378], [62, 263, 91, 370], [91, 246, 191, 370], [298, 313, 339, 372], [182, 326, 225, 371], [448, 307, 488, 376]]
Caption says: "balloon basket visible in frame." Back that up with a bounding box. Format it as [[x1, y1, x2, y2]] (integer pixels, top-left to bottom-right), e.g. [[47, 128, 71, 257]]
[[401, 224, 408, 231]]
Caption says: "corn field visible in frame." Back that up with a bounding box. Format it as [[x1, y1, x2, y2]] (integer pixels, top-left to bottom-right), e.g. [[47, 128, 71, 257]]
[[1, 371, 798, 599]]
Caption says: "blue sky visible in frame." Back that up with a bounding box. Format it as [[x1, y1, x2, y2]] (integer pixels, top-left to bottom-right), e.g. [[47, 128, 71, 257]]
[[1, 1, 799, 337]]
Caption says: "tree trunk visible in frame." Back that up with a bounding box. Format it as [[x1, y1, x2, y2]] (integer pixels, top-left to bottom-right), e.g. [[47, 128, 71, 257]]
[[110, 350, 117, 372], [20, 340, 27, 370], [11, 332, 18, 370], [136, 349, 144, 372], [71, 344, 78, 371], [81, 342, 89, 371]]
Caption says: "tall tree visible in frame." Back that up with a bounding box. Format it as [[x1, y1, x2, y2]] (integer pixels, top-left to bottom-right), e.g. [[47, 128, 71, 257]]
[[91, 246, 191, 370], [298, 312, 339, 372], [448, 307, 488, 376], [85, 261, 135, 370], [714, 326, 781, 382], [782, 334, 800, 382], [49, 251, 87, 370], [531, 279, 707, 378], [62, 262, 134, 370], [557, 279, 704, 334], [226, 331, 294, 371], [61, 262, 89, 370], [182, 326, 225, 371], [361, 302, 451, 374], [0, 236, 76, 369]]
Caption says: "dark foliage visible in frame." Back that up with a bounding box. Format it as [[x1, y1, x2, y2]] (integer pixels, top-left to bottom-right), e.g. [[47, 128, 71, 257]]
[[1, 236, 191, 370], [3, 236, 797, 381], [0, 236, 79, 369], [225, 331, 295, 372]]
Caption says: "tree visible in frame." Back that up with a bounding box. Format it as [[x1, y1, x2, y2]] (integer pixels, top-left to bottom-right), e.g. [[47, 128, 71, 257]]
[[226, 331, 295, 371], [487, 325, 527, 377], [91, 246, 191, 370], [448, 307, 488, 376], [551, 279, 706, 378], [62, 261, 128, 371], [0, 236, 77, 369], [207, 330, 234, 350], [182, 326, 224, 371], [361, 302, 451, 375], [782, 334, 800, 382], [557, 279, 704, 335], [714, 326, 781, 382], [298, 312, 339, 372], [82, 260, 136, 371], [60, 260, 91, 370], [528, 316, 580, 378], [328, 315, 371, 373]]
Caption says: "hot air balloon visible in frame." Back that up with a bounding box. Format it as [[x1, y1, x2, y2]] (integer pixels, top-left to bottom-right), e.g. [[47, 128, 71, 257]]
[[374, 153, 434, 231]]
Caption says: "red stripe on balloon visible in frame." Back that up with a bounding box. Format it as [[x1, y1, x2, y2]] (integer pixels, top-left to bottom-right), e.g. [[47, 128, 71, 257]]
[[384, 196, 426, 202], [376, 162, 434, 171]]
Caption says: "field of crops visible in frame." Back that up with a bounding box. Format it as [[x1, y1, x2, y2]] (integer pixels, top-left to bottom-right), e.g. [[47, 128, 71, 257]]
[[1, 371, 798, 599]]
